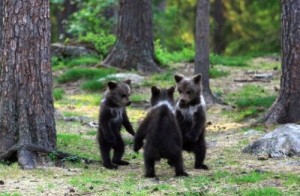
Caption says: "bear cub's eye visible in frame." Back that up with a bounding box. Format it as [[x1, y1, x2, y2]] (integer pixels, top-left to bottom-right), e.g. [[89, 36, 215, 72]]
[[187, 91, 191, 94], [121, 94, 127, 98]]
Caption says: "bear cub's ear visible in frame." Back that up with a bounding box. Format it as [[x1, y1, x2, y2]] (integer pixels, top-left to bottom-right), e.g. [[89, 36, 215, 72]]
[[174, 74, 184, 83], [167, 86, 175, 95], [192, 74, 202, 84], [123, 79, 131, 86], [107, 81, 118, 90], [151, 86, 160, 96]]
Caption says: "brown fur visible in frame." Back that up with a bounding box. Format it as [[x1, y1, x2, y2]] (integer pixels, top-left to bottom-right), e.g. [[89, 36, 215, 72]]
[[97, 80, 135, 169], [174, 74, 208, 170]]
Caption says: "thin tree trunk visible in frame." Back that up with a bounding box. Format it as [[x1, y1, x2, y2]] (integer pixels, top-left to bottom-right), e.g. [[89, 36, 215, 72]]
[[103, 0, 160, 74], [194, 0, 222, 105], [0, 0, 56, 169], [263, 0, 300, 124], [212, 0, 226, 54]]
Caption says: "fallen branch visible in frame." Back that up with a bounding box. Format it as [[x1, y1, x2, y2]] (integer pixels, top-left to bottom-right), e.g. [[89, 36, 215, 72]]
[[234, 79, 271, 83]]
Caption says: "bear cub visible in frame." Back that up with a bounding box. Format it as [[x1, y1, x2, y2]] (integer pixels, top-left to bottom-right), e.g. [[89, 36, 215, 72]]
[[97, 80, 135, 169], [134, 86, 188, 178], [174, 74, 208, 170]]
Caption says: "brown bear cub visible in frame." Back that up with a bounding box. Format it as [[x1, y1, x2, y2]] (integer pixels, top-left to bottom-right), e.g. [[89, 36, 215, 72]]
[[134, 86, 188, 178], [174, 74, 208, 170], [97, 80, 135, 169]]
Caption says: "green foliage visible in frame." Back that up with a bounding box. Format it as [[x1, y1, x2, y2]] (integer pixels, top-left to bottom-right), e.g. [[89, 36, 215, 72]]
[[53, 88, 65, 100], [210, 54, 250, 67], [78, 32, 116, 60], [243, 187, 282, 196], [155, 40, 194, 66], [57, 67, 116, 84], [67, 0, 117, 36], [222, 0, 280, 55]]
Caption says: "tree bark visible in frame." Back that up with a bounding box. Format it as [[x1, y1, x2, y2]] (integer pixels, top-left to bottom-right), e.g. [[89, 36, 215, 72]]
[[194, 0, 222, 105], [212, 0, 226, 54], [0, 0, 3, 61], [103, 0, 160, 74], [263, 0, 300, 124], [0, 0, 56, 169]]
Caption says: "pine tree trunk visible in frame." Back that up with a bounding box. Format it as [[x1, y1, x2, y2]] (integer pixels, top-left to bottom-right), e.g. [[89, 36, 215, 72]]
[[263, 0, 300, 124], [0, 0, 56, 169], [103, 0, 160, 74], [194, 0, 222, 105]]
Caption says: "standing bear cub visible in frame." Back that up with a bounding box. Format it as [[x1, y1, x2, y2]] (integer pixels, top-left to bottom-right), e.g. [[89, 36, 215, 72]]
[[97, 80, 135, 169], [134, 86, 188, 178], [174, 74, 208, 170]]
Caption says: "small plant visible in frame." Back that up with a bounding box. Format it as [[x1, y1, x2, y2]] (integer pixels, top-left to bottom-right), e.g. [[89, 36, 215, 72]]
[[53, 88, 65, 100]]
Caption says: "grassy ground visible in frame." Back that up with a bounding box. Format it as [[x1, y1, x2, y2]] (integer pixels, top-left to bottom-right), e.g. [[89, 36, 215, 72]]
[[1, 55, 299, 196]]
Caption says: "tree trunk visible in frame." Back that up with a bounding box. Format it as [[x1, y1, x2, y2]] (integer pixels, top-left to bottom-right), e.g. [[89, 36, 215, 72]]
[[263, 0, 300, 124], [103, 0, 160, 74], [212, 0, 226, 54], [194, 0, 222, 105], [0, 0, 3, 60], [0, 0, 56, 169]]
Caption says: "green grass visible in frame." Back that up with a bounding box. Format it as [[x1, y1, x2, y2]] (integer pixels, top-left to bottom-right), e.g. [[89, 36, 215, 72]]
[[142, 72, 174, 88], [57, 67, 116, 84], [231, 171, 269, 184], [224, 85, 276, 121], [52, 55, 100, 70], [210, 54, 250, 67], [53, 88, 65, 100], [209, 67, 230, 78], [57, 133, 99, 160], [243, 187, 282, 196]]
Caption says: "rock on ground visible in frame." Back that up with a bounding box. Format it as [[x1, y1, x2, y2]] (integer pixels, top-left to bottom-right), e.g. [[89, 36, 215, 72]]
[[243, 124, 300, 158], [51, 43, 97, 58]]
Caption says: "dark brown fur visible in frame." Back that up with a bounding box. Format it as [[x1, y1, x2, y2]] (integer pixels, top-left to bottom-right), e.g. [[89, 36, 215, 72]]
[[174, 74, 208, 170], [134, 86, 188, 178], [97, 80, 135, 169]]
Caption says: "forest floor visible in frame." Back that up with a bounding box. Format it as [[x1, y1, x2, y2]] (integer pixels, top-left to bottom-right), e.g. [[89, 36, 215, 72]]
[[0, 56, 300, 196]]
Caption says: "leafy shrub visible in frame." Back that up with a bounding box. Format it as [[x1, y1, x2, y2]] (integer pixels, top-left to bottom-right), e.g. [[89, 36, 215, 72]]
[[155, 40, 194, 67], [78, 32, 116, 60]]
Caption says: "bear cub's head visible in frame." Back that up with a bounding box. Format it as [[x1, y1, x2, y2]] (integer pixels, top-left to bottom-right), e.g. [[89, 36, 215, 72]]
[[174, 74, 203, 107], [105, 80, 132, 107], [150, 86, 175, 107]]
